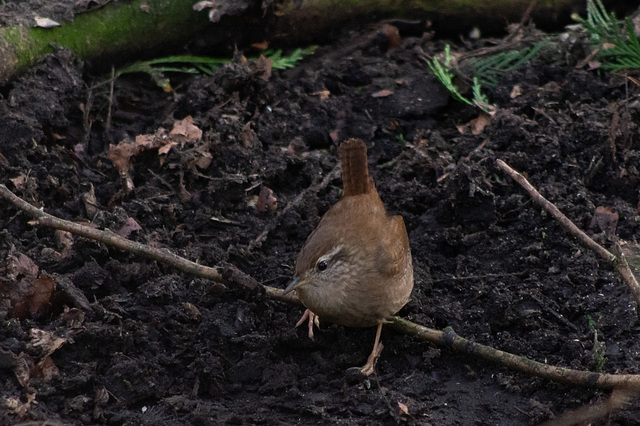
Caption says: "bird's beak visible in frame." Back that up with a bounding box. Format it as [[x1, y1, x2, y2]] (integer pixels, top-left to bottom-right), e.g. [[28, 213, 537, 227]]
[[283, 277, 308, 295]]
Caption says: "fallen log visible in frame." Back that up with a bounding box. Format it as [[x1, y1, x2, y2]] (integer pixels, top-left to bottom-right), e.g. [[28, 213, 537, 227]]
[[0, 0, 579, 83]]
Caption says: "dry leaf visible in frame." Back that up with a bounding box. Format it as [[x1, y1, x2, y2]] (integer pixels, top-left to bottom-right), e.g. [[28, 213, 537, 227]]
[[372, 89, 394, 98], [540, 81, 562, 93], [398, 401, 409, 415], [589, 206, 619, 239], [170, 116, 202, 143], [29, 328, 67, 357], [31, 355, 60, 381], [510, 85, 522, 98], [10, 175, 27, 191], [5, 392, 36, 418], [184, 302, 202, 321], [457, 112, 492, 135], [81, 183, 98, 218], [135, 133, 157, 149], [13, 353, 32, 387], [0, 252, 56, 318], [62, 306, 86, 329], [55, 230, 74, 257], [187, 144, 214, 171], [35, 17, 60, 27], [329, 129, 340, 143], [158, 141, 178, 156], [251, 41, 269, 50], [380, 24, 401, 49], [312, 90, 330, 100], [115, 217, 142, 238], [254, 55, 272, 80], [587, 61, 602, 70], [242, 123, 260, 148], [27, 329, 65, 381], [109, 128, 171, 192], [108, 141, 136, 177], [256, 187, 277, 214]]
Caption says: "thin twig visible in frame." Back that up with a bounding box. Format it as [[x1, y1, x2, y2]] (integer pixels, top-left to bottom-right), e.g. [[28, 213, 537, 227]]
[[496, 160, 614, 260], [106, 65, 115, 132], [388, 316, 640, 391], [4, 183, 640, 392], [539, 388, 635, 426], [496, 159, 640, 304], [0, 184, 226, 285], [504, 0, 537, 43], [247, 163, 340, 252], [611, 241, 640, 303]]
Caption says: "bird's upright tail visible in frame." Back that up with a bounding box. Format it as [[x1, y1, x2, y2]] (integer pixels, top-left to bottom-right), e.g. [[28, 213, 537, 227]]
[[339, 138, 376, 197]]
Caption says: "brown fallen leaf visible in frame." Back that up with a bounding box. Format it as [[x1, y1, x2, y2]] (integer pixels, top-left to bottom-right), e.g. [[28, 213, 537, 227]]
[[31, 355, 60, 381], [312, 90, 330, 100], [5, 392, 36, 419], [380, 24, 401, 49], [589, 206, 619, 240], [372, 89, 394, 98], [62, 306, 86, 330], [0, 251, 56, 318], [242, 122, 260, 148], [10, 174, 27, 191], [254, 55, 272, 80], [28, 328, 68, 358], [184, 302, 202, 321], [457, 111, 492, 135], [187, 144, 213, 171], [54, 229, 74, 258], [398, 401, 409, 415], [81, 183, 98, 218], [251, 41, 269, 50], [27, 329, 67, 383], [170, 116, 203, 144], [256, 186, 278, 214], [115, 217, 142, 238], [510, 85, 522, 98], [13, 353, 33, 388]]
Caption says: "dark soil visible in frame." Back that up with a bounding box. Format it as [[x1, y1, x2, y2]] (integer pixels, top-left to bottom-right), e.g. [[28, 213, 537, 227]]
[[2, 6, 640, 426]]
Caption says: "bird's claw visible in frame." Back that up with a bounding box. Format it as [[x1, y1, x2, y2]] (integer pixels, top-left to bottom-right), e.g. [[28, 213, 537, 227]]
[[295, 309, 320, 339]]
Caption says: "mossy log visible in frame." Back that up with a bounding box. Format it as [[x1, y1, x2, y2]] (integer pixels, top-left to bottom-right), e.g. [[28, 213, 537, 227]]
[[0, 0, 578, 83]]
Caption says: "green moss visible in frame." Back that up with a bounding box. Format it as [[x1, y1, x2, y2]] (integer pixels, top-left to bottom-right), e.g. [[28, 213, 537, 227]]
[[0, 0, 210, 79]]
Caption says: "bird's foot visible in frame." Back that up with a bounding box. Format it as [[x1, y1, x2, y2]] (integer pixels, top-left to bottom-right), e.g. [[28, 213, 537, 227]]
[[359, 342, 384, 376], [295, 309, 320, 339]]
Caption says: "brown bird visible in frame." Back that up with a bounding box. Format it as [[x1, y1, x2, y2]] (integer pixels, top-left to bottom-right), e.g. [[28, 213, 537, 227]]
[[284, 138, 414, 375]]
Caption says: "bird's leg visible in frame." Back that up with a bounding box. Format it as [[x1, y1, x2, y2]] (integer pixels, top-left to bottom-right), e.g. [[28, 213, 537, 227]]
[[295, 309, 320, 339], [360, 322, 384, 376]]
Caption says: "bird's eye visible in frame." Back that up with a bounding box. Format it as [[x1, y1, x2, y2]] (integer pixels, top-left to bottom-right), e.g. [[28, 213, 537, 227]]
[[317, 260, 328, 271]]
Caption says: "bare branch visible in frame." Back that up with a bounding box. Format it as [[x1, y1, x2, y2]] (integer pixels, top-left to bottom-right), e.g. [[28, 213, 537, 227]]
[[496, 159, 640, 304], [4, 182, 640, 394], [389, 316, 640, 391], [0, 184, 227, 285]]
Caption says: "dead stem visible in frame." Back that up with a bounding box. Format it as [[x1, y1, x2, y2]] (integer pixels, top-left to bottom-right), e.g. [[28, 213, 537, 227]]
[[106, 65, 115, 132], [495, 159, 640, 304]]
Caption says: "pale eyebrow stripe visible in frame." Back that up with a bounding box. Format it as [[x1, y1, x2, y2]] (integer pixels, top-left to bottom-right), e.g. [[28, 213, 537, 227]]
[[318, 245, 343, 263]]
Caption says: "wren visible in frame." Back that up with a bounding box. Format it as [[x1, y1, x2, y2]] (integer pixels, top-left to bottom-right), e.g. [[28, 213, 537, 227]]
[[284, 138, 414, 375]]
